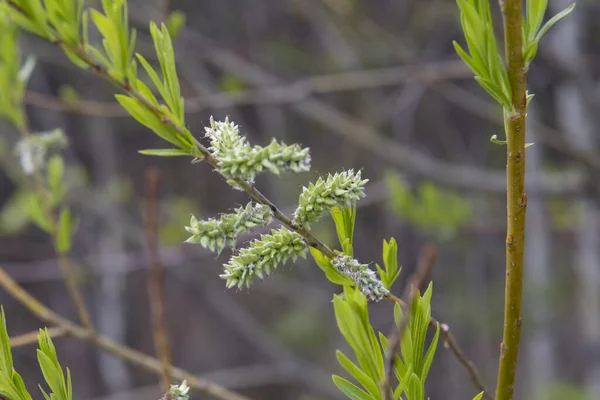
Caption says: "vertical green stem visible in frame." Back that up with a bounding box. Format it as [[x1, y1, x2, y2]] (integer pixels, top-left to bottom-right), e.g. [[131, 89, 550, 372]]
[[496, 0, 528, 399]]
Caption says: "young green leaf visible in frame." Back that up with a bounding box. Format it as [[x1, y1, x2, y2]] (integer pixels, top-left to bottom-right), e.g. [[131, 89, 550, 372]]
[[138, 148, 190, 157], [472, 392, 485, 400], [420, 322, 440, 383], [165, 10, 186, 40], [37, 328, 71, 400], [309, 247, 354, 286], [333, 293, 381, 383], [47, 155, 64, 202], [0, 307, 13, 378], [330, 206, 356, 256], [115, 95, 190, 149], [380, 238, 402, 289], [28, 196, 51, 232], [56, 207, 75, 254], [405, 373, 424, 400], [533, 3, 576, 44], [0, 307, 33, 400], [332, 375, 373, 400], [393, 363, 413, 399], [336, 350, 381, 397]]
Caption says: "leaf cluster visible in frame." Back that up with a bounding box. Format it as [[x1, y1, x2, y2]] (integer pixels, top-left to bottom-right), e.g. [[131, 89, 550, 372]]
[[332, 284, 439, 400], [523, 0, 575, 65], [0, 307, 72, 400], [453, 0, 511, 108], [380, 286, 440, 400], [453, 0, 575, 109], [385, 173, 470, 240], [0, 13, 34, 127]]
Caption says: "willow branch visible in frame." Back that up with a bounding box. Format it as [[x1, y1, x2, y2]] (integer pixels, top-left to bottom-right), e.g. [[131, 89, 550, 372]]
[[0, 7, 486, 392], [496, 0, 528, 399], [52, 38, 490, 397], [0, 267, 250, 400]]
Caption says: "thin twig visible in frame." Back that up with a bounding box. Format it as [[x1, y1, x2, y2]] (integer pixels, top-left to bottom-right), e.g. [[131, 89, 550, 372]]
[[145, 168, 173, 395], [16, 107, 94, 330], [10, 326, 67, 347], [24, 61, 470, 118], [0, 267, 250, 400], [382, 243, 437, 399], [174, 29, 581, 196]]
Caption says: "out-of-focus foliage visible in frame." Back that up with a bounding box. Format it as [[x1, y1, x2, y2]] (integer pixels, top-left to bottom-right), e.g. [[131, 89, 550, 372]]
[[385, 171, 470, 239]]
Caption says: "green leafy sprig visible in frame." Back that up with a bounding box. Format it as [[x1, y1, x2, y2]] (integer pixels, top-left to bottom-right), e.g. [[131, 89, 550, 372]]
[[37, 328, 72, 400], [453, 0, 512, 108], [0, 308, 73, 400], [0, 307, 32, 400], [0, 12, 34, 127]]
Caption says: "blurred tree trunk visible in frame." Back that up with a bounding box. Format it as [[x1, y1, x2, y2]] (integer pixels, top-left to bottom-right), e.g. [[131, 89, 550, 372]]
[[524, 104, 554, 398], [550, 0, 600, 395], [87, 115, 132, 393]]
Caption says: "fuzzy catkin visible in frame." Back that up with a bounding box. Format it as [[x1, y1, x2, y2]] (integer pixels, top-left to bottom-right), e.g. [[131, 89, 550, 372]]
[[185, 202, 272, 253], [293, 170, 368, 227], [204, 117, 310, 181], [220, 227, 308, 289], [332, 254, 389, 301]]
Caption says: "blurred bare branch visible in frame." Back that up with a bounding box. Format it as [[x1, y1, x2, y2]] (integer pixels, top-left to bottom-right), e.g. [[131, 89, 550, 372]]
[[0, 267, 251, 400]]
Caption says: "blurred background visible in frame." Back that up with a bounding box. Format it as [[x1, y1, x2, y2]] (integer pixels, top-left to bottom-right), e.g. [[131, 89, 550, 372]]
[[1, 0, 599, 399]]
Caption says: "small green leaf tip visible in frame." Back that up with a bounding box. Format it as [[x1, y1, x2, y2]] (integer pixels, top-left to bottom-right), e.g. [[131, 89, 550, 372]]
[[293, 170, 368, 227], [169, 381, 190, 400], [205, 117, 311, 181], [220, 227, 308, 289], [185, 202, 272, 253], [332, 254, 389, 301]]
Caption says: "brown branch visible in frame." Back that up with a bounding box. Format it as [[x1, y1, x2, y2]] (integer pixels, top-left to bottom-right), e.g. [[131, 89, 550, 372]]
[[10, 326, 66, 347], [24, 61, 470, 118], [437, 322, 492, 400], [145, 168, 173, 395], [382, 243, 437, 399], [0, 267, 250, 400]]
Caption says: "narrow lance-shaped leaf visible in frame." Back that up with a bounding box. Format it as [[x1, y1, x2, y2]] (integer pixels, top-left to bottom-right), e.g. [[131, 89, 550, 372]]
[[332, 375, 373, 400]]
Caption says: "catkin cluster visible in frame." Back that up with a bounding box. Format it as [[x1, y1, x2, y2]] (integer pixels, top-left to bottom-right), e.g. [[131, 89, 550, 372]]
[[332, 254, 389, 301], [204, 117, 310, 181], [185, 203, 272, 253]]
